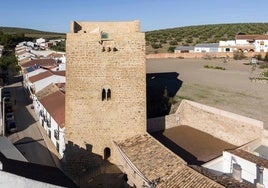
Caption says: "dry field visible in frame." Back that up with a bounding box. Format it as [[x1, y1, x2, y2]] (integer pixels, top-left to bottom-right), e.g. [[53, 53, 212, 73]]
[[146, 58, 268, 129]]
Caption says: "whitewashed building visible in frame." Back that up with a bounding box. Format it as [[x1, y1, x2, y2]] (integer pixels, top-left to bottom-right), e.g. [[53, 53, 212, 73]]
[[218, 40, 236, 52], [235, 34, 268, 52], [36, 90, 65, 157], [203, 144, 268, 187], [194, 43, 219, 52]]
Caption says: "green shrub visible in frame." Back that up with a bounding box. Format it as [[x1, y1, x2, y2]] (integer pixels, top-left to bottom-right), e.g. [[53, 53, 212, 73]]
[[262, 70, 268, 77], [233, 51, 246, 60], [204, 65, 226, 70]]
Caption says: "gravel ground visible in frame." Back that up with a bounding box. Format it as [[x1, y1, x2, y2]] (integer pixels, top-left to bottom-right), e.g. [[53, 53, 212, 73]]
[[146, 58, 268, 129]]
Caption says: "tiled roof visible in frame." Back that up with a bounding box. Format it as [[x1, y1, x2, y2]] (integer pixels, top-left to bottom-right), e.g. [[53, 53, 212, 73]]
[[48, 52, 65, 58], [28, 70, 53, 83], [39, 90, 65, 128], [36, 83, 60, 100], [228, 149, 268, 168], [236, 34, 268, 40], [191, 165, 254, 188], [52, 70, 65, 77], [116, 134, 223, 188], [20, 58, 56, 68], [152, 125, 236, 164]]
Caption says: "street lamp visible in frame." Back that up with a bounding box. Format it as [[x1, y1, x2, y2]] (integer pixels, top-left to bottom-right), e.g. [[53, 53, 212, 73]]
[[2, 97, 6, 136]]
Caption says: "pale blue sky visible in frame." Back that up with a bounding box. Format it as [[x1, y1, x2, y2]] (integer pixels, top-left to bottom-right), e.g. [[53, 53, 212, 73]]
[[1, 0, 267, 33]]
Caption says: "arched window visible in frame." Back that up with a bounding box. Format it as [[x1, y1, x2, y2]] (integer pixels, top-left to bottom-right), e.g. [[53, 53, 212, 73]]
[[107, 89, 111, 100], [104, 147, 111, 160], [102, 89, 106, 101]]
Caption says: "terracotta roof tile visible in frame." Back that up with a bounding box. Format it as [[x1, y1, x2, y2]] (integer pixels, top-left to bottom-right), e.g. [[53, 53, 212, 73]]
[[20, 58, 56, 68], [116, 134, 223, 187], [191, 165, 254, 188], [52, 70, 65, 77], [228, 149, 268, 168], [28, 70, 53, 83], [39, 90, 65, 128], [236, 34, 268, 40], [36, 83, 60, 100]]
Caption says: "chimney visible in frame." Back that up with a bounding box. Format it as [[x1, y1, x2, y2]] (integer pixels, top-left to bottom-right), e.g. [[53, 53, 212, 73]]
[[232, 163, 242, 182]]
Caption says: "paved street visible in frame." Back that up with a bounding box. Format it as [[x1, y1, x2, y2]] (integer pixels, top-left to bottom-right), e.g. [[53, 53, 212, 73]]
[[5, 78, 61, 168]]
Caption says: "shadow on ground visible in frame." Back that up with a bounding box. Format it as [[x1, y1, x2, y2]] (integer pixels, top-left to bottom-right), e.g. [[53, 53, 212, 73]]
[[5, 137, 77, 187], [62, 141, 128, 188], [146, 72, 183, 118]]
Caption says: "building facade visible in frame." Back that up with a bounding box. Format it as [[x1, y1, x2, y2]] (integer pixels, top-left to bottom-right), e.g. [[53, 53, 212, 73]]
[[65, 21, 146, 164]]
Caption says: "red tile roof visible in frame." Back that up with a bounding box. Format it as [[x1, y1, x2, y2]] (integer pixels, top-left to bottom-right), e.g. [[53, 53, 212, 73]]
[[47, 52, 65, 58], [236, 34, 268, 40], [52, 70, 65, 77], [39, 90, 65, 128], [228, 149, 268, 169], [28, 71, 53, 83], [116, 134, 223, 188], [20, 58, 57, 68]]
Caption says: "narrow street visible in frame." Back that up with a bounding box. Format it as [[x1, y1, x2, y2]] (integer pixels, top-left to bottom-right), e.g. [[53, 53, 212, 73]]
[[5, 77, 61, 168]]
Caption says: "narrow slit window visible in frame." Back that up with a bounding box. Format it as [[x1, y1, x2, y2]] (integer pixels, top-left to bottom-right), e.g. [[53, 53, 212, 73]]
[[102, 89, 106, 101], [107, 89, 111, 100]]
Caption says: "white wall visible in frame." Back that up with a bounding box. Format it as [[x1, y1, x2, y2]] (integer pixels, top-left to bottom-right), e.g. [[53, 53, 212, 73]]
[[36, 100, 65, 158], [223, 151, 268, 187], [31, 75, 65, 93], [255, 40, 268, 52]]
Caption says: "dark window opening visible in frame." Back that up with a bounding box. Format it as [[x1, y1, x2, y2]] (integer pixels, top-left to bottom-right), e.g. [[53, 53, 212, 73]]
[[56, 142, 59, 152], [102, 89, 106, 101], [101, 32, 108, 39], [107, 89, 111, 100], [226, 48, 230, 52], [104, 147, 111, 160]]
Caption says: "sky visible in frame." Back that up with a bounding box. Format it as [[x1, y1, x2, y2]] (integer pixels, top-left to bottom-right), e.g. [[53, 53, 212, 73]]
[[1, 0, 268, 33]]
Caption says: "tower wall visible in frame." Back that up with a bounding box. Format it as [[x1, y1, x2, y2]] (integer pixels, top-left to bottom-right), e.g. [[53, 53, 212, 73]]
[[65, 21, 146, 165]]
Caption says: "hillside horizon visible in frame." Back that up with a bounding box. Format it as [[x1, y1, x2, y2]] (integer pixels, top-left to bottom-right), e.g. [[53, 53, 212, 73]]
[[1, 22, 268, 54]]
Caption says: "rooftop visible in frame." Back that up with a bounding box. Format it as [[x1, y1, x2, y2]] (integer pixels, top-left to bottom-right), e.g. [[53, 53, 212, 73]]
[[195, 43, 219, 48], [39, 90, 65, 128], [28, 70, 53, 83], [151, 125, 236, 165], [116, 134, 223, 188], [36, 83, 60, 100], [236, 34, 268, 40], [20, 58, 56, 68], [228, 149, 268, 169]]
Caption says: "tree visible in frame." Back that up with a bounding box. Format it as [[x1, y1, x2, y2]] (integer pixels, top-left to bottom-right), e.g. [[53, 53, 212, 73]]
[[168, 46, 176, 53]]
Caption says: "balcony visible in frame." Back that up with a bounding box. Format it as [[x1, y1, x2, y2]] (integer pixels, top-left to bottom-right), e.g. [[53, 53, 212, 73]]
[[54, 130, 59, 140]]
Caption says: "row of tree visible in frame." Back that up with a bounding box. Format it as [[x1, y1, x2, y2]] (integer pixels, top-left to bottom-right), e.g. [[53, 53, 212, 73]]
[[145, 23, 268, 53], [0, 32, 33, 71]]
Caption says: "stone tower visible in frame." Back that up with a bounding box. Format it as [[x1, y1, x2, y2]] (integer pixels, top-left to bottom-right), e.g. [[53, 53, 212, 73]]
[[65, 21, 146, 164]]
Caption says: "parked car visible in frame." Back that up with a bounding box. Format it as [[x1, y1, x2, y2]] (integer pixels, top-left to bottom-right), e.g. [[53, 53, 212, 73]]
[[6, 120, 17, 133], [2, 90, 11, 98], [5, 112, 14, 121], [5, 102, 13, 113]]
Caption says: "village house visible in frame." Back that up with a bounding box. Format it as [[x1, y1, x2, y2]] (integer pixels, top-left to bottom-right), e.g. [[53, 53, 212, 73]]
[[194, 43, 220, 52], [236, 34, 268, 52], [218, 40, 236, 52], [174, 46, 195, 53], [34, 86, 66, 157]]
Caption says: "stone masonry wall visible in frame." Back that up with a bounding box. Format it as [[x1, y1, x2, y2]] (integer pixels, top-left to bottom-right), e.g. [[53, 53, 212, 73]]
[[65, 21, 146, 169], [176, 100, 264, 146], [146, 51, 266, 59]]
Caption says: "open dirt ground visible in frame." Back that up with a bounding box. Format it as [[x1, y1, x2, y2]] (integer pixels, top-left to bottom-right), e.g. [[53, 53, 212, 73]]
[[146, 58, 268, 129]]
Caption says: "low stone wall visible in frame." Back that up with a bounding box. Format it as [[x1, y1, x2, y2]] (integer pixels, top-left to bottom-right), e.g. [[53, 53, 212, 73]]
[[175, 100, 264, 146], [146, 52, 265, 59], [147, 113, 177, 133]]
